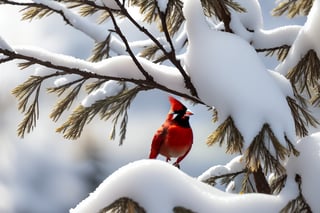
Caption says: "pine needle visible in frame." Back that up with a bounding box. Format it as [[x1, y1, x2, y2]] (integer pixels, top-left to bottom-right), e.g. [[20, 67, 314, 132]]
[[273, 0, 313, 18], [57, 85, 143, 144], [244, 124, 293, 175], [280, 174, 312, 213], [207, 116, 243, 154], [11, 74, 57, 137], [98, 197, 146, 213]]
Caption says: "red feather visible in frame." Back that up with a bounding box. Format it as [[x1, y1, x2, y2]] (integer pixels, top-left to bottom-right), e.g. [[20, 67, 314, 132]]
[[149, 96, 193, 168]]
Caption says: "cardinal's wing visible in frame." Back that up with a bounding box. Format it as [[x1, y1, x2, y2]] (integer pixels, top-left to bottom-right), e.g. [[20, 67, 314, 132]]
[[149, 124, 168, 159]]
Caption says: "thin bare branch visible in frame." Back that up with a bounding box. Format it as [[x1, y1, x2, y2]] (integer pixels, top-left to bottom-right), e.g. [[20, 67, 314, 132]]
[[106, 6, 154, 82], [112, 0, 198, 97]]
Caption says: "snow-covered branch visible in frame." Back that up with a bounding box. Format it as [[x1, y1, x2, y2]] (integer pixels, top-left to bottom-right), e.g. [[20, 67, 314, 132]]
[[112, 0, 199, 97], [0, 0, 107, 41], [70, 160, 290, 213], [72, 133, 320, 212], [0, 44, 201, 103], [1, 0, 320, 211]]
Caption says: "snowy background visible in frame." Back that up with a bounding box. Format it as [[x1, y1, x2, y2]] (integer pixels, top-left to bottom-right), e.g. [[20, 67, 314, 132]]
[[0, 1, 308, 213]]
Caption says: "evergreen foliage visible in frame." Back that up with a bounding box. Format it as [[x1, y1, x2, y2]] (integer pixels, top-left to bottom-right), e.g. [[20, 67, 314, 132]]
[[0, 0, 318, 211]]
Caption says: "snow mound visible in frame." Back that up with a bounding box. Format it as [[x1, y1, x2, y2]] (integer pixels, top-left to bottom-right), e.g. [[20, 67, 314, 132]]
[[71, 160, 287, 213], [285, 133, 320, 212], [276, 0, 320, 75], [183, 0, 296, 147]]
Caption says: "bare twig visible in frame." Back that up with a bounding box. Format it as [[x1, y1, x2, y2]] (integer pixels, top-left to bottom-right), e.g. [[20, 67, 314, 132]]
[[113, 0, 198, 97], [106, 7, 154, 82], [156, 3, 177, 59]]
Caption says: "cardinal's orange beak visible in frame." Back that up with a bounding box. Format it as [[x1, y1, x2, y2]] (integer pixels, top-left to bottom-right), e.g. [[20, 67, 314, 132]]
[[185, 110, 193, 116]]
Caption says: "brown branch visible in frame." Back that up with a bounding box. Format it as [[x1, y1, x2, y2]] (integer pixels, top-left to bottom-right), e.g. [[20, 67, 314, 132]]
[[106, 7, 154, 82], [112, 0, 198, 97], [154, 4, 198, 97], [215, 0, 232, 33], [156, 4, 177, 59], [252, 166, 271, 194], [202, 169, 246, 186], [256, 45, 291, 53]]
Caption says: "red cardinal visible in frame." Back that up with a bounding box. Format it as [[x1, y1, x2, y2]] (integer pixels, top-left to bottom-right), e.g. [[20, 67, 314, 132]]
[[149, 96, 193, 168]]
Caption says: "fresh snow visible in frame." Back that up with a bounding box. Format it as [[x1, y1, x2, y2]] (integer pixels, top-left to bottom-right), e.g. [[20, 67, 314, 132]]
[[54, 74, 83, 87], [32, 0, 106, 42], [81, 80, 124, 107], [198, 155, 245, 184], [0, 35, 13, 51], [0, 0, 319, 212], [11, 46, 190, 102], [70, 160, 286, 213], [72, 133, 320, 212], [157, 0, 168, 13], [183, 0, 296, 148], [276, 0, 320, 75], [228, 0, 302, 51], [99, 0, 120, 10], [198, 155, 246, 193], [285, 133, 320, 211], [252, 25, 302, 50]]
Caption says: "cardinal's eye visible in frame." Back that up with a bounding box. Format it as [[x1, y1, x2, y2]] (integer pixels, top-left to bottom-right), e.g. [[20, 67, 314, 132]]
[[171, 112, 179, 119]]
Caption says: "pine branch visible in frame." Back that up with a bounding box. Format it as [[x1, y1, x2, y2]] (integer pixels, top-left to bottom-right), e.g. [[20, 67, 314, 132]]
[[56, 85, 143, 144], [89, 34, 112, 62], [0, 0, 72, 25], [202, 169, 246, 187], [273, 0, 313, 18], [156, 2, 178, 61], [48, 78, 86, 122], [270, 174, 287, 194], [207, 116, 244, 154], [173, 206, 196, 213], [0, 46, 205, 140], [287, 49, 320, 101], [85, 79, 109, 94], [201, 0, 246, 33], [106, 6, 154, 82], [257, 45, 291, 61], [252, 166, 271, 194], [112, 0, 199, 97], [98, 197, 146, 213], [310, 85, 320, 107], [280, 174, 312, 213], [130, 0, 184, 36], [244, 124, 291, 175], [67, 1, 115, 23], [133, 0, 185, 63], [240, 171, 256, 193], [0, 48, 202, 103], [139, 44, 166, 62], [11, 73, 60, 137], [287, 96, 319, 137]]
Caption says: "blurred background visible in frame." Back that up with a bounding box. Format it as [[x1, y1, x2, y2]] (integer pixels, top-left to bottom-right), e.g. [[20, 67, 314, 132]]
[[0, 1, 306, 212]]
